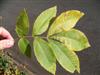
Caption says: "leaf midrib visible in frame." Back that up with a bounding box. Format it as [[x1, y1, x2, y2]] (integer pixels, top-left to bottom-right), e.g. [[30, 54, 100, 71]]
[[37, 40, 53, 65]]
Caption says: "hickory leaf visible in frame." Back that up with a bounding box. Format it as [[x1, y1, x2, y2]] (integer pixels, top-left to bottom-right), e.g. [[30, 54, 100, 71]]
[[51, 29, 90, 51], [15, 6, 91, 75], [33, 37, 56, 75], [49, 39, 80, 73], [48, 10, 84, 36], [32, 6, 57, 36], [15, 9, 29, 37], [18, 38, 31, 57]]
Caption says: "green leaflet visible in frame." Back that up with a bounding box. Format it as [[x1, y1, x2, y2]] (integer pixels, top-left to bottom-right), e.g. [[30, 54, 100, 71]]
[[18, 38, 31, 57], [49, 39, 80, 73], [15, 9, 29, 37], [33, 37, 56, 75], [32, 6, 57, 36], [48, 10, 84, 36], [51, 29, 90, 51]]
